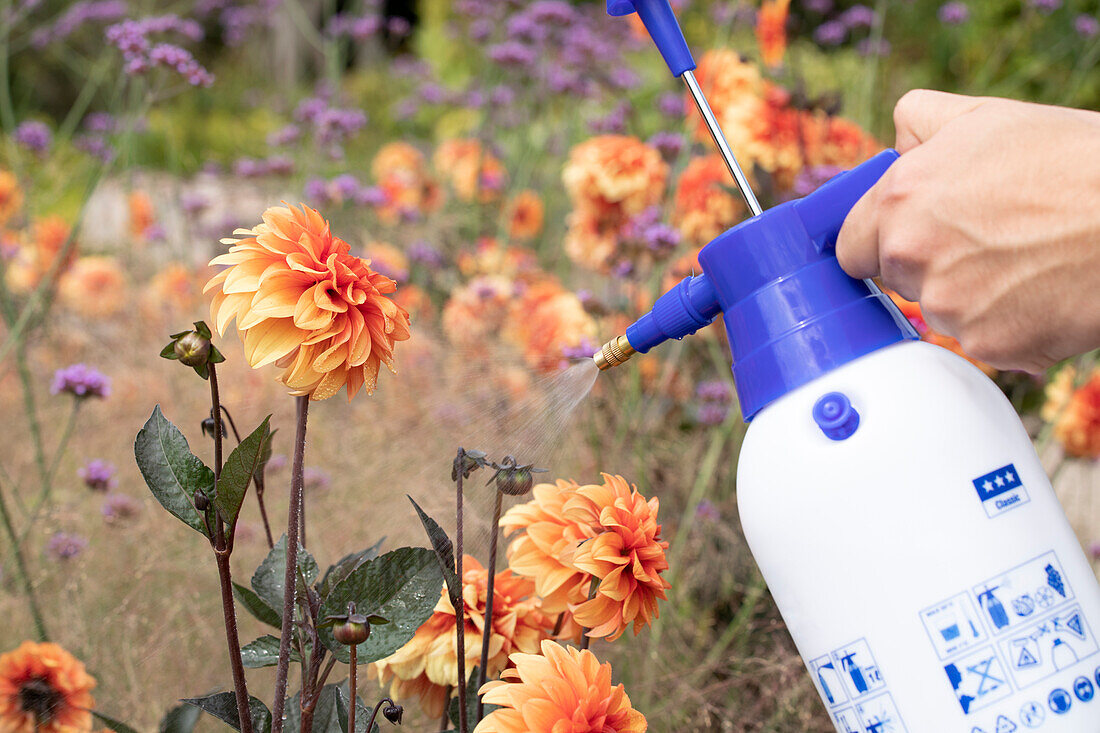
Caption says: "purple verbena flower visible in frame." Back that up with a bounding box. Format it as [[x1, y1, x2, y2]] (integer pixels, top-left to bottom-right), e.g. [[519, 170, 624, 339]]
[[695, 499, 720, 521], [143, 222, 166, 242], [303, 467, 331, 491], [1027, 0, 1061, 15], [840, 4, 876, 29], [267, 124, 301, 147], [561, 336, 598, 360], [51, 364, 111, 399], [14, 121, 51, 155], [83, 112, 116, 132], [657, 91, 684, 118], [79, 459, 117, 491], [263, 155, 294, 176], [304, 177, 333, 207], [47, 532, 88, 560], [354, 185, 389, 208], [813, 20, 848, 45], [331, 174, 361, 201], [804, 0, 834, 13], [1074, 14, 1098, 37], [697, 402, 729, 426], [102, 493, 141, 522], [32, 0, 127, 48], [938, 2, 970, 25], [648, 131, 684, 162], [180, 191, 208, 215], [408, 240, 444, 268], [487, 40, 537, 68], [696, 380, 733, 403], [489, 85, 516, 107], [642, 222, 680, 256]]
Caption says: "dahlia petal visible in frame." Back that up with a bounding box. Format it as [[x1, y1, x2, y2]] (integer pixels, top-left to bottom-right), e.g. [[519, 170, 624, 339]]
[[244, 319, 307, 368]]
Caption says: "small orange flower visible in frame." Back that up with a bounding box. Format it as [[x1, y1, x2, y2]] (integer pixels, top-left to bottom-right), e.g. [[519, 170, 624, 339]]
[[505, 280, 598, 373], [563, 474, 670, 641], [475, 639, 647, 733], [128, 191, 155, 241], [205, 203, 411, 400], [57, 256, 127, 318], [362, 242, 409, 282], [674, 154, 746, 244], [0, 170, 23, 226], [372, 142, 444, 223], [503, 190, 544, 241], [373, 556, 554, 720], [457, 238, 540, 280], [392, 283, 434, 323], [501, 479, 594, 614], [756, 0, 791, 68], [686, 50, 765, 149], [371, 141, 428, 181], [434, 139, 507, 203], [563, 136, 667, 223], [0, 641, 96, 733], [1044, 367, 1100, 459], [441, 276, 514, 351]]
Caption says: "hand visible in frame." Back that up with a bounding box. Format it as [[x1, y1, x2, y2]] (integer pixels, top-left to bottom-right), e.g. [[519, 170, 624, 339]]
[[836, 90, 1100, 372]]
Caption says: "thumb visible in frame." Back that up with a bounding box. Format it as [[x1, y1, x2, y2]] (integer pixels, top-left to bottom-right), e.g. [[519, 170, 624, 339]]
[[893, 89, 986, 152]]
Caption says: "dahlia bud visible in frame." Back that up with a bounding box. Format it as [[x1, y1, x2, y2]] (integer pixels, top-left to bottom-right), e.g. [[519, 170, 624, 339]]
[[201, 416, 224, 439], [174, 331, 211, 367], [496, 467, 534, 496], [333, 618, 370, 645], [193, 489, 209, 511], [382, 702, 404, 724]]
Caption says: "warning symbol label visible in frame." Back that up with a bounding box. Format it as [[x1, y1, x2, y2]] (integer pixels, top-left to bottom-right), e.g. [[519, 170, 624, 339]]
[[943, 646, 1013, 714], [997, 604, 1099, 690]]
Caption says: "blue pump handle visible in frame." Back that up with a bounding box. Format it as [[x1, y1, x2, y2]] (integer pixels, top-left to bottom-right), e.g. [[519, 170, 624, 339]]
[[606, 0, 696, 77], [793, 148, 899, 253]]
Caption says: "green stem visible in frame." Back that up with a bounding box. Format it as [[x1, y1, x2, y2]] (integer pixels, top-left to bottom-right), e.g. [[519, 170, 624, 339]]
[[18, 402, 80, 547], [0, 0, 16, 132], [0, 476, 48, 640], [272, 395, 310, 733]]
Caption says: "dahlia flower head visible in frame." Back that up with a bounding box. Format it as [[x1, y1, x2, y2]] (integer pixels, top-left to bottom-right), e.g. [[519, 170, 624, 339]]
[[370, 142, 443, 224], [1043, 366, 1100, 459], [0, 641, 96, 733], [502, 473, 670, 641], [433, 138, 507, 203], [373, 556, 555, 720], [504, 189, 545, 242], [474, 639, 647, 733], [674, 154, 747, 245], [205, 203, 411, 400], [0, 170, 23, 226]]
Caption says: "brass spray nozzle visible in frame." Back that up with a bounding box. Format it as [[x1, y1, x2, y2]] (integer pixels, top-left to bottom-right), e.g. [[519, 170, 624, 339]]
[[593, 334, 636, 371]]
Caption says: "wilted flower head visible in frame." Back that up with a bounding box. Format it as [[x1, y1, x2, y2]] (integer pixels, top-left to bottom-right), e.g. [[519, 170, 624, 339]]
[[205, 203, 411, 400], [475, 639, 646, 733], [373, 556, 554, 720], [50, 364, 110, 399], [0, 641, 96, 732], [47, 532, 88, 561], [79, 459, 116, 491]]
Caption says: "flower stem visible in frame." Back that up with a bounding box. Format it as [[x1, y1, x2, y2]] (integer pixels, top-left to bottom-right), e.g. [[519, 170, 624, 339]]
[[440, 688, 452, 732], [208, 364, 253, 733], [0, 476, 47, 640], [348, 645, 358, 733], [476, 489, 504, 719], [455, 449, 468, 733], [272, 395, 310, 733], [17, 401, 80, 547]]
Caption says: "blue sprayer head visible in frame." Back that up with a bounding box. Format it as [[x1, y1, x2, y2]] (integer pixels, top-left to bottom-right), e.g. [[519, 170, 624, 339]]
[[593, 0, 917, 420]]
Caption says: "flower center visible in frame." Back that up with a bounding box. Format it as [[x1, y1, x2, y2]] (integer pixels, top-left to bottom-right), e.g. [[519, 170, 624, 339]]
[[19, 677, 63, 724]]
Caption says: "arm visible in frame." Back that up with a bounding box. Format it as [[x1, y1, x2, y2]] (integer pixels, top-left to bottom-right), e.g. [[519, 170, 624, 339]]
[[836, 89, 1100, 372]]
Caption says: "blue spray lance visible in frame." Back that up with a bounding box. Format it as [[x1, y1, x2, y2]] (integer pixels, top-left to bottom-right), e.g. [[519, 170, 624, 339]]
[[594, 2, 1100, 730]]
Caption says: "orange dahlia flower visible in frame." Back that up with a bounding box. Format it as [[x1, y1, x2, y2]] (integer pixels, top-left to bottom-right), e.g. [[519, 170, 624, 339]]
[[501, 479, 594, 614], [441, 276, 514, 351], [205, 203, 411, 400], [362, 242, 409, 282], [505, 281, 598, 373], [563, 136, 667, 224], [434, 139, 507, 203], [686, 50, 765, 150], [475, 639, 647, 733], [457, 238, 540, 280], [1044, 367, 1100, 459], [0, 170, 23, 226], [373, 556, 554, 720], [128, 191, 155, 241], [756, 0, 791, 69], [0, 641, 96, 733], [142, 263, 204, 318], [371, 141, 428, 181], [504, 190, 544, 241], [674, 154, 746, 245], [563, 474, 670, 641], [372, 142, 443, 223], [58, 256, 127, 318]]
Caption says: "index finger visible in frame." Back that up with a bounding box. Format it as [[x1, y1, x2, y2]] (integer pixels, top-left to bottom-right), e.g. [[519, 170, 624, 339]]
[[835, 167, 887, 279]]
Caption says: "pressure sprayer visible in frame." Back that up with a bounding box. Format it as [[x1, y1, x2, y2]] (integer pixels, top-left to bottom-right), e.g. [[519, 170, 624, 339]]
[[593, 2, 1100, 731]]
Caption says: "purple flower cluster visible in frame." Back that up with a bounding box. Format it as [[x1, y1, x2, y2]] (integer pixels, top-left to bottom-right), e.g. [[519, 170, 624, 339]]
[[13, 121, 51, 155], [47, 532, 88, 560], [840, 5, 877, 29], [79, 459, 117, 491], [561, 336, 598, 361], [649, 131, 684, 162], [1027, 0, 1062, 15], [101, 493, 140, 522], [303, 467, 331, 491], [1077, 14, 1100, 38], [51, 364, 111, 400], [408, 240, 445, 269], [589, 102, 631, 135], [180, 191, 209, 215], [327, 12, 383, 40], [695, 499, 720, 522], [657, 91, 684, 118], [696, 379, 734, 426], [105, 16, 213, 86], [938, 2, 970, 26], [294, 92, 367, 159], [813, 20, 848, 46], [304, 175, 388, 210], [31, 0, 127, 48], [233, 156, 294, 178]]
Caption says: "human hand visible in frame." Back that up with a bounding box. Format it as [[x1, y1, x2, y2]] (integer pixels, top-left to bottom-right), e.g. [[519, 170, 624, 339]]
[[836, 90, 1100, 372]]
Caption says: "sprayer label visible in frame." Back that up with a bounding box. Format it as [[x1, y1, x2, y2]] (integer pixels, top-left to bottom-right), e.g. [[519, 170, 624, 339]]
[[972, 464, 1030, 519], [810, 639, 911, 732], [972, 552, 1074, 637]]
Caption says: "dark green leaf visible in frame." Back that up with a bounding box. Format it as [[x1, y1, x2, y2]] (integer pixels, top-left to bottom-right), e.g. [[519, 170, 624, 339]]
[[92, 711, 141, 733], [253, 428, 276, 482], [241, 635, 300, 668], [182, 693, 272, 733], [194, 361, 210, 380], [232, 582, 280, 628], [280, 684, 348, 733], [135, 406, 215, 537], [319, 547, 443, 664], [448, 668, 497, 730], [335, 683, 380, 733], [318, 538, 385, 599], [160, 343, 180, 360], [215, 416, 271, 530], [194, 320, 212, 339], [209, 344, 226, 364], [251, 534, 318, 622], [408, 496, 459, 608], [159, 702, 202, 733]]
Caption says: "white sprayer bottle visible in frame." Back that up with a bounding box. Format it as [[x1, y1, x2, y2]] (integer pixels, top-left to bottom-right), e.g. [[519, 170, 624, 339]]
[[592, 2, 1100, 728]]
